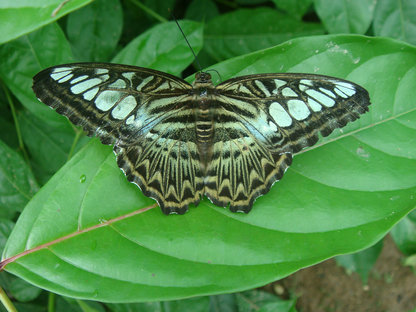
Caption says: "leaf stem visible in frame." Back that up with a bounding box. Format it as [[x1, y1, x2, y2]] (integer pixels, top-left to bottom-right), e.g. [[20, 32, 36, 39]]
[[67, 125, 83, 161], [0, 284, 17, 312], [48, 292, 56, 312], [128, 0, 167, 23], [2, 81, 32, 169]]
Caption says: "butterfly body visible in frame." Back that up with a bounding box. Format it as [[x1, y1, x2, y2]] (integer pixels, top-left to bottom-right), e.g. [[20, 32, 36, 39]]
[[32, 63, 371, 215]]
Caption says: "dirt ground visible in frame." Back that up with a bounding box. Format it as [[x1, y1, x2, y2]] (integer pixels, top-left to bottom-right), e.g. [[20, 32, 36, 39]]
[[267, 235, 416, 312]]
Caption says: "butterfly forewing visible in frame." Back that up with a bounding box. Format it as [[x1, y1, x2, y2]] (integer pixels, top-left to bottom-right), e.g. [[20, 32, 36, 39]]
[[217, 73, 370, 152], [32, 63, 371, 215]]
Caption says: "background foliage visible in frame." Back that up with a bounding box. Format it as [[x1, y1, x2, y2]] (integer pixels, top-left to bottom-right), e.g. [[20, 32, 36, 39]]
[[0, 0, 415, 311]]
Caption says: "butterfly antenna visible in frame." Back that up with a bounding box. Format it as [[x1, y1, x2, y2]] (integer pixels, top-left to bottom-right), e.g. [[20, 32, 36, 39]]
[[207, 69, 222, 83], [168, 9, 203, 73]]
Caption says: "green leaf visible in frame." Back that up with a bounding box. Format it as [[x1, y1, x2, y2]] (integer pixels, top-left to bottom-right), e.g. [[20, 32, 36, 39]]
[[314, 0, 375, 34], [162, 297, 211, 312], [235, 0, 269, 4], [112, 20, 204, 76], [272, 0, 313, 20], [67, 0, 123, 62], [334, 239, 383, 284], [236, 290, 296, 312], [13, 302, 46, 312], [2, 35, 415, 302], [390, 209, 416, 255], [0, 219, 14, 256], [18, 110, 90, 185], [0, 22, 74, 127], [373, 0, 416, 46], [403, 254, 416, 270], [0, 0, 93, 45], [0, 90, 18, 149], [0, 140, 39, 212], [56, 295, 83, 312], [105, 291, 295, 312], [72, 298, 106, 312], [106, 301, 161, 312], [185, 0, 219, 22], [204, 8, 325, 62], [9, 277, 43, 302]]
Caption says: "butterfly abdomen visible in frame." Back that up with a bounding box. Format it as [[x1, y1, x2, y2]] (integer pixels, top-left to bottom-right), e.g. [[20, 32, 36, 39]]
[[193, 82, 216, 171]]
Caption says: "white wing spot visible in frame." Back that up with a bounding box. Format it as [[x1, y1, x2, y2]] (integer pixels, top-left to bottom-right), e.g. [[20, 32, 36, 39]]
[[126, 115, 135, 125], [300, 79, 313, 88], [269, 121, 277, 132], [288, 99, 310, 121], [83, 87, 99, 101], [70, 75, 109, 94], [272, 79, 286, 95], [282, 87, 297, 97], [137, 76, 154, 91], [58, 74, 73, 83], [269, 102, 292, 127], [255, 80, 271, 97], [274, 79, 286, 88], [308, 98, 322, 112], [306, 89, 335, 107], [71, 78, 103, 94], [70, 75, 89, 84], [122, 72, 135, 80], [334, 87, 349, 98], [95, 68, 109, 75], [95, 90, 124, 111], [52, 67, 73, 73], [334, 82, 355, 97], [319, 88, 336, 98], [112, 95, 137, 119], [109, 79, 127, 89], [51, 70, 72, 81]]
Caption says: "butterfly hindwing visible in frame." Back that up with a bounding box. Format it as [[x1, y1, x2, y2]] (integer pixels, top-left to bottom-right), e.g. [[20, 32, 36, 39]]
[[115, 102, 205, 215]]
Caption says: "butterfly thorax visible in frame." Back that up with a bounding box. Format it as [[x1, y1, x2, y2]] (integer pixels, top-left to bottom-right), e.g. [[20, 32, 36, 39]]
[[192, 72, 216, 172]]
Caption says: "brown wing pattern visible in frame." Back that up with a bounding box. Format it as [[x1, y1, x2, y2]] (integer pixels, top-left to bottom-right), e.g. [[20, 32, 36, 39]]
[[115, 106, 204, 215]]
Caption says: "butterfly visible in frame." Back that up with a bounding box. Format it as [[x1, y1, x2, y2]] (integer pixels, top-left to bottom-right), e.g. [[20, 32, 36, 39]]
[[32, 62, 371, 215]]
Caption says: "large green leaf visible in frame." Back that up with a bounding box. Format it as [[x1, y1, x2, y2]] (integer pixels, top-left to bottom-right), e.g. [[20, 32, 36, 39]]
[[0, 140, 39, 213], [314, 0, 375, 34], [0, 0, 93, 45], [272, 0, 313, 20], [67, 0, 123, 62], [112, 20, 204, 76], [0, 22, 74, 128], [204, 8, 325, 62], [106, 290, 295, 312], [17, 111, 90, 185], [373, 0, 416, 46], [1, 35, 415, 302]]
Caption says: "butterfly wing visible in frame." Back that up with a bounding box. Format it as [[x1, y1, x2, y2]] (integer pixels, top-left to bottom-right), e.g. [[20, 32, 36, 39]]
[[32, 63, 204, 214], [204, 73, 371, 213]]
